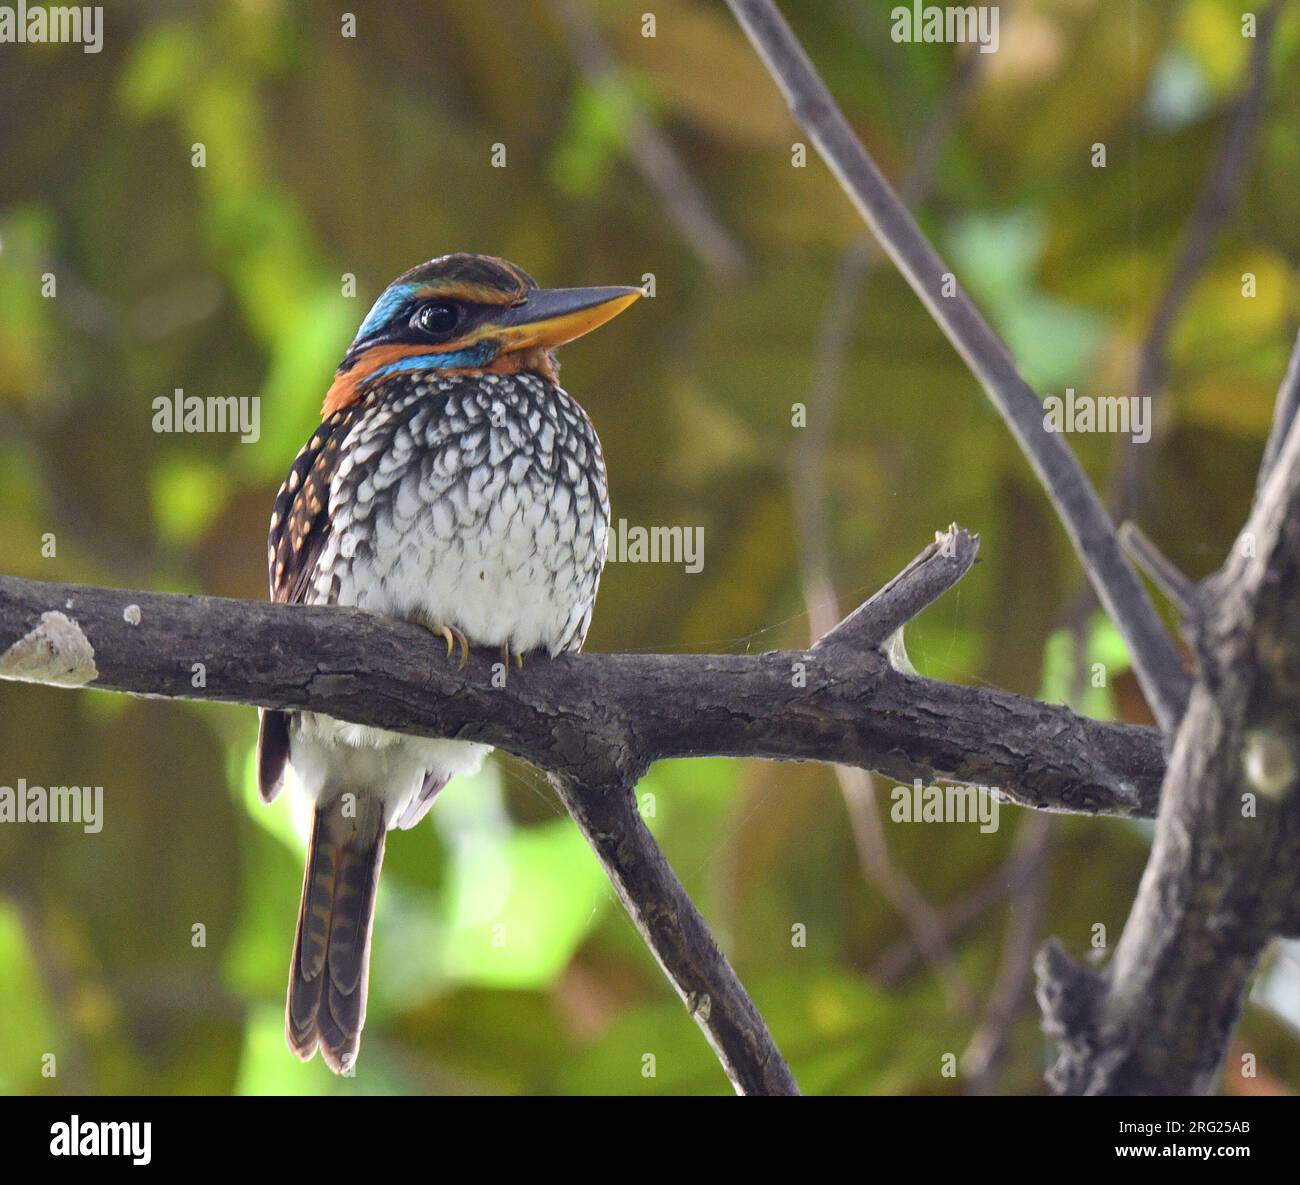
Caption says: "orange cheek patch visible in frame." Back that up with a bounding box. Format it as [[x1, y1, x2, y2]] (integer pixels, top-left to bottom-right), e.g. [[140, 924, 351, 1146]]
[[321, 371, 362, 419], [318, 340, 555, 420], [320, 343, 464, 417], [483, 346, 558, 384]]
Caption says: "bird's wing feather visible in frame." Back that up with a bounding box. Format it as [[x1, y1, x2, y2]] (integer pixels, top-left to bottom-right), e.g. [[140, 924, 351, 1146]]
[[268, 406, 359, 606], [257, 405, 361, 803]]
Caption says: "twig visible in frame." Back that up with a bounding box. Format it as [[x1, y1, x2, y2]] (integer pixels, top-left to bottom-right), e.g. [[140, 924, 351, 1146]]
[[792, 46, 994, 1012], [1065, 3, 1281, 679], [1258, 329, 1300, 503], [1111, 0, 1282, 520], [551, 0, 746, 282], [815, 526, 979, 652], [792, 38, 988, 514], [1118, 522, 1199, 620], [961, 815, 1052, 1092], [871, 827, 1048, 986], [725, 0, 1191, 735], [549, 768, 799, 1093], [837, 766, 975, 1013]]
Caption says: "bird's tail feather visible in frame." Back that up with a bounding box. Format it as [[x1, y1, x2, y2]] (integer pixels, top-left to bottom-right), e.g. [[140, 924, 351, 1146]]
[[286, 796, 386, 1074]]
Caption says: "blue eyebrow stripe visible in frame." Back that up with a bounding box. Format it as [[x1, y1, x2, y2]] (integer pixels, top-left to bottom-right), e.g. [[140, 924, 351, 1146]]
[[360, 345, 496, 386], [356, 282, 419, 341]]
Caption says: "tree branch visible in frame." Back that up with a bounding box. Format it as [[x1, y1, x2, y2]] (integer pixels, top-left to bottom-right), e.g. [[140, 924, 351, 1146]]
[[815, 526, 979, 652], [0, 538, 1164, 820], [548, 769, 798, 1093], [725, 0, 1191, 734], [1038, 332, 1300, 1093], [0, 528, 1166, 1093]]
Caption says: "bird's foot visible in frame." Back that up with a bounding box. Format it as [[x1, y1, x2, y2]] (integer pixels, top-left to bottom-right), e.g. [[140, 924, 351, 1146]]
[[499, 642, 525, 671], [415, 617, 470, 671]]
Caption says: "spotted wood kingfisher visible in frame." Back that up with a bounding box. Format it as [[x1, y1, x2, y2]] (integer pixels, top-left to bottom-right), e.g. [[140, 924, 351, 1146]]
[[256, 254, 640, 1073]]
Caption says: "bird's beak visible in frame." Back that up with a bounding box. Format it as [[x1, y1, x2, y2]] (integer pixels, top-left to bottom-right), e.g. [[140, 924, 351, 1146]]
[[491, 285, 642, 352]]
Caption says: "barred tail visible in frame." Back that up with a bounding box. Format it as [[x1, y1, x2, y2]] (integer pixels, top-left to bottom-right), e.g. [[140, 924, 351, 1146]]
[[286, 796, 386, 1074]]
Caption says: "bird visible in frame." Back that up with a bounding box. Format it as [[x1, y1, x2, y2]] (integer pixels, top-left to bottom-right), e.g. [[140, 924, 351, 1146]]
[[255, 253, 640, 1073]]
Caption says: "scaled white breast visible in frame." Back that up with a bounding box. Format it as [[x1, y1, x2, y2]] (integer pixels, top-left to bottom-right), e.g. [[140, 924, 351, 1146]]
[[314, 372, 609, 656], [289, 371, 608, 825]]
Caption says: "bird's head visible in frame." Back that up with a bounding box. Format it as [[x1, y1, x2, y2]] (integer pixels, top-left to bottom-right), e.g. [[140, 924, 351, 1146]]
[[323, 253, 641, 416]]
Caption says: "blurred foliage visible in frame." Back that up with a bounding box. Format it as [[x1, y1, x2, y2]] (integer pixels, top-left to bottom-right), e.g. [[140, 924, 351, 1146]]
[[1, 0, 1298, 1095]]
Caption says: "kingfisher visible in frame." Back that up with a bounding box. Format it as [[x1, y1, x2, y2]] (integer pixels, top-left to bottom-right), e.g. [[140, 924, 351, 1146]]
[[256, 254, 639, 1073]]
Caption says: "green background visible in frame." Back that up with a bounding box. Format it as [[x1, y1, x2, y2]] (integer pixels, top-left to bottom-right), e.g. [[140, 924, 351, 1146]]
[[1, 0, 1298, 1094]]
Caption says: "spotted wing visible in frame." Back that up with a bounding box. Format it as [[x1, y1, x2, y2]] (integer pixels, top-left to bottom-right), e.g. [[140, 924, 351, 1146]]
[[268, 407, 362, 606], [256, 405, 360, 803]]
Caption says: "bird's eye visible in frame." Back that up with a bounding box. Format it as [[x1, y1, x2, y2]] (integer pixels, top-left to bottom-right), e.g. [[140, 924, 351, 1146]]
[[413, 302, 461, 337]]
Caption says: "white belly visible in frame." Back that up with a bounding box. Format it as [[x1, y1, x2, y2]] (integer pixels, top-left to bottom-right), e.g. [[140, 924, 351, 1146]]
[[291, 711, 488, 831], [286, 371, 608, 831]]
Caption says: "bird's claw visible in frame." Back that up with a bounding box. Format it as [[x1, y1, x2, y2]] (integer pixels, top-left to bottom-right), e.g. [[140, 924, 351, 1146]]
[[500, 642, 526, 670], [450, 626, 469, 670], [417, 618, 470, 670]]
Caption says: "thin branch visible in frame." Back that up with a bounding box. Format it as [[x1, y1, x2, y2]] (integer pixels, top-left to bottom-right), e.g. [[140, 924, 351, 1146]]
[[961, 815, 1052, 1093], [815, 526, 979, 652], [1065, 5, 1281, 685], [1257, 329, 1300, 503], [1118, 522, 1199, 620], [548, 768, 799, 1093], [1112, 0, 1282, 521], [871, 829, 1047, 986], [725, 0, 1191, 734], [791, 35, 989, 522], [550, 0, 746, 282], [837, 766, 975, 1013]]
